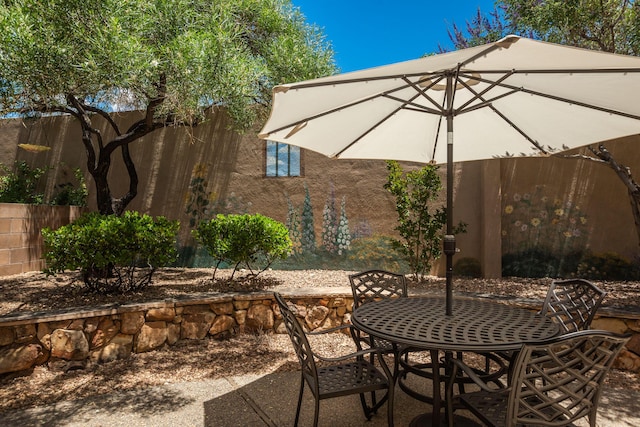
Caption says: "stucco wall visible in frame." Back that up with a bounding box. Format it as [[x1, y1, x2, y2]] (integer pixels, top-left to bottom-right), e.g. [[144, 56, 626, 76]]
[[1, 112, 638, 278]]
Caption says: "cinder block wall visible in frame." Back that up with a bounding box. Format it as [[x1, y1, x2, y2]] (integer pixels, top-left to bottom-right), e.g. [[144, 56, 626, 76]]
[[0, 203, 85, 276]]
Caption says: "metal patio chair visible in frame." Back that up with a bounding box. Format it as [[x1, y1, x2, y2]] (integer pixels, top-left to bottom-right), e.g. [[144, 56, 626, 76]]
[[540, 278, 607, 333], [446, 330, 629, 427], [274, 292, 394, 427], [492, 278, 608, 382], [349, 269, 408, 358]]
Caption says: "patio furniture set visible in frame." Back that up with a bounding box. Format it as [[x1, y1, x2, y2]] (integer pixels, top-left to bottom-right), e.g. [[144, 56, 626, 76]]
[[274, 270, 629, 427]]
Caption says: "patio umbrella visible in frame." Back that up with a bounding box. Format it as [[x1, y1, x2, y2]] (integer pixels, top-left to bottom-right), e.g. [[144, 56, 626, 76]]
[[258, 35, 640, 315]]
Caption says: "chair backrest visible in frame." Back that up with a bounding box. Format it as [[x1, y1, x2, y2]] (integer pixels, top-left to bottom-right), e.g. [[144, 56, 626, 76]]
[[540, 279, 607, 333], [349, 270, 407, 310], [507, 330, 629, 427], [274, 293, 318, 387]]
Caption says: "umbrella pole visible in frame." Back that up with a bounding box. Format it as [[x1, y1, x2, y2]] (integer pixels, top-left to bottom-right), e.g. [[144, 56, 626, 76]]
[[444, 78, 455, 316]]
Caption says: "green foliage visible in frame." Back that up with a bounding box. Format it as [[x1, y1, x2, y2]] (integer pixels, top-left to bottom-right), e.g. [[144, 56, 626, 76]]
[[501, 0, 640, 55], [502, 248, 585, 279], [50, 167, 88, 207], [0, 161, 87, 206], [347, 236, 408, 273], [301, 184, 316, 253], [576, 252, 638, 281], [192, 213, 292, 279], [454, 257, 482, 278], [0, 0, 336, 215], [42, 211, 179, 293], [384, 161, 464, 280], [0, 161, 46, 204]]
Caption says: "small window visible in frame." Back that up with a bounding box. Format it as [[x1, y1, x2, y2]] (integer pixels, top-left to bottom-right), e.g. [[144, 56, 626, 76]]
[[266, 141, 301, 177]]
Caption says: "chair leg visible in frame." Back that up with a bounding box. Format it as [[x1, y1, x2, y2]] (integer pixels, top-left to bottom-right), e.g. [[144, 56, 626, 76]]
[[294, 374, 304, 427], [359, 393, 373, 420], [313, 396, 320, 427]]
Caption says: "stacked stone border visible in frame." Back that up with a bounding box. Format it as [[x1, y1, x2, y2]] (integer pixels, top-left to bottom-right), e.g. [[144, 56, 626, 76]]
[[1, 288, 640, 376]]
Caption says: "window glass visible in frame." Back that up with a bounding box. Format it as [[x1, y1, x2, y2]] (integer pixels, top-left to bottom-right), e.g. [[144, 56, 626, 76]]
[[266, 141, 301, 177]]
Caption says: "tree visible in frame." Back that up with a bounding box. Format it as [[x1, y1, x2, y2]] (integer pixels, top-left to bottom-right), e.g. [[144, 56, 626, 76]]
[[384, 161, 465, 281], [0, 0, 335, 215], [447, 0, 640, 250]]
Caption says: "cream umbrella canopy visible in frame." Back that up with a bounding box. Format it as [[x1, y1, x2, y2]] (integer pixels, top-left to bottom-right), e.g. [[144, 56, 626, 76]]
[[258, 35, 640, 315]]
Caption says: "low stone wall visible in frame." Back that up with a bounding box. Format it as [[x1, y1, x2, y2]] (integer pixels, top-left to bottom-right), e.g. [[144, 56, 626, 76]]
[[1, 290, 639, 376]]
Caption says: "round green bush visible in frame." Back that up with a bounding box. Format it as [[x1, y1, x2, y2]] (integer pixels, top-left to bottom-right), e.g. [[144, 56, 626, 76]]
[[192, 213, 292, 279], [42, 211, 179, 293]]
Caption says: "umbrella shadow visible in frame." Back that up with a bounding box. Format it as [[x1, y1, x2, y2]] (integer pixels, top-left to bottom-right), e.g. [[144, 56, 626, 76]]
[[0, 386, 194, 427]]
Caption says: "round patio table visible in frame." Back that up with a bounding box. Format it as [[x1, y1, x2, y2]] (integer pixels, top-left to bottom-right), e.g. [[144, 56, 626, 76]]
[[351, 296, 560, 426]]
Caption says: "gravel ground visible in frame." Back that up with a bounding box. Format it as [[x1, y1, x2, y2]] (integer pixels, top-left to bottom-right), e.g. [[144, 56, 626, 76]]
[[3, 267, 640, 316], [1, 268, 639, 414]]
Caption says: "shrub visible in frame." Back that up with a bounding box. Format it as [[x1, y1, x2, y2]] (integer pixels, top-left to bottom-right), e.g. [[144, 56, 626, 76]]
[[0, 161, 46, 204], [50, 167, 88, 206], [576, 252, 637, 281], [502, 248, 585, 278], [347, 235, 408, 273], [43, 211, 179, 293], [384, 160, 466, 280], [454, 257, 482, 278], [192, 213, 292, 279]]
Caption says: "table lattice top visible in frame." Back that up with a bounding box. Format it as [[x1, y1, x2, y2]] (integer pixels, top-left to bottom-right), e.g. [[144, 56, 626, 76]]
[[351, 296, 560, 352]]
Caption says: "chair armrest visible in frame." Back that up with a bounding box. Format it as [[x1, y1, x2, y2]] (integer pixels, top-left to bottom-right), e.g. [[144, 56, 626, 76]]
[[314, 347, 383, 363]]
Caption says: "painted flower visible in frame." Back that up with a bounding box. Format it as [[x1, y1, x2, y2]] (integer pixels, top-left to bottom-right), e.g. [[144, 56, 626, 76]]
[[563, 231, 572, 238], [580, 217, 587, 225], [521, 224, 528, 232], [505, 205, 514, 214], [530, 218, 541, 227], [570, 217, 577, 224], [540, 211, 548, 219], [554, 208, 564, 217], [573, 229, 582, 237], [523, 193, 531, 201], [502, 230, 507, 236], [513, 193, 522, 202], [515, 220, 522, 227]]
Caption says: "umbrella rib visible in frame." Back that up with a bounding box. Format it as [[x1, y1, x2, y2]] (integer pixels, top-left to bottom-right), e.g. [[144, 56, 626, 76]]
[[494, 80, 640, 121], [383, 94, 443, 114], [455, 71, 516, 112], [334, 90, 426, 158], [404, 75, 448, 112], [462, 83, 548, 153]]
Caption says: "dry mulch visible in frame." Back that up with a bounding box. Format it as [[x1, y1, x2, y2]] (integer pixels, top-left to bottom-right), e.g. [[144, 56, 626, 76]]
[[1, 268, 640, 413]]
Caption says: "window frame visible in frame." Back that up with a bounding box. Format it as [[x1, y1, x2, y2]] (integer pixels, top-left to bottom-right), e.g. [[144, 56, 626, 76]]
[[265, 141, 303, 178]]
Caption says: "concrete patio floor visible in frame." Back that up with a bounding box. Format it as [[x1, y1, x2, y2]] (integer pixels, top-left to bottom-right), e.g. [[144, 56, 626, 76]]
[[1, 369, 638, 426]]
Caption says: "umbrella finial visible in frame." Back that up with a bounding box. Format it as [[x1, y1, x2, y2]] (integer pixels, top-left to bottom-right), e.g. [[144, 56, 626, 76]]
[[495, 35, 520, 49]]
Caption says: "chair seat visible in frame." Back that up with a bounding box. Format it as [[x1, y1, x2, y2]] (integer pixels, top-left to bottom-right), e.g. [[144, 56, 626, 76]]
[[316, 360, 389, 399]]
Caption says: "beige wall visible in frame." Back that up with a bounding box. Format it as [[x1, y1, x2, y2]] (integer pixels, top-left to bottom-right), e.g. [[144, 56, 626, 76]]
[[1, 111, 638, 278], [0, 203, 85, 275]]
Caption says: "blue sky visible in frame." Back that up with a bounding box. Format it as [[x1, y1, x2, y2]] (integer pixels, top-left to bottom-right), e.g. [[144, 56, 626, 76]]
[[291, 0, 497, 72]]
